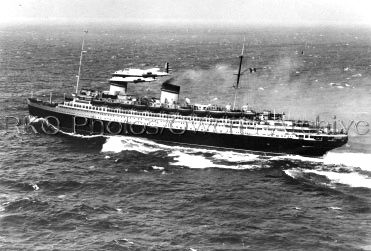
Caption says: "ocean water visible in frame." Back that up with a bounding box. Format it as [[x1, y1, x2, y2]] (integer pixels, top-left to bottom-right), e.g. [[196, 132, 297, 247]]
[[0, 24, 371, 250]]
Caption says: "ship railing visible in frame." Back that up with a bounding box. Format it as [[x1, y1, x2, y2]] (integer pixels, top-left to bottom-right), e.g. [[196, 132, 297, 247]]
[[59, 101, 348, 136], [83, 97, 266, 121], [59, 103, 324, 138]]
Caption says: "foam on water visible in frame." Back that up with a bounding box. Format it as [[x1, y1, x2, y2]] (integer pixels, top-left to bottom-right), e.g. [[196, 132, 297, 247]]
[[211, 151, 260, 163], [152, 166, 165, 170], [169, 146, 263, 169], [31, 183, 39, 191], [284, 168, 304, 179], [29, 116, 46, 123], [282, 151, 371, 188], [101, 136, 371, 173], [285, 167, 371, 189], [323, 152, 371, 171], [270, 154, 324, 163], [302, 169, 371, 189], [102, 136, 263, 169], [169, 151, 259, 170], [57, 129, 107, 139], [101, 136, 163, 153], [0, 193, 10, 213], [169, 151, 216, 169], [272, 151, 371, 171]]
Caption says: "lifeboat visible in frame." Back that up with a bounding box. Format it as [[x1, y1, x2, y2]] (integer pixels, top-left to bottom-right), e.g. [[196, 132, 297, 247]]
[[133, 103, 147, 110], [193, 110, 208, 117], [208, 110, 225, 118], [91, 100, 105, 106], [226, 110, 243, 118], [242, 110, 256, 119], [163, 106, 178, 113], [148, 105, 162, 113], [107, 102, 121, 108], [178, 106, 193, 116], [119, 103, 133, 109]]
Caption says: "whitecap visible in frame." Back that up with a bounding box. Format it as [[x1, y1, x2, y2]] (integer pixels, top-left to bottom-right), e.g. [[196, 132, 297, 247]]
[[284, 168, 304, 179], [301, 169, 371, 189], [29, 116, 45, 123], [211, 151, 259, 163], [351, 73, 362, 77], [270, 154, 324, 163], [169, 151, 258, 170], [101, 135, 263, 161], [323, 152, 371, 171], [285, 167, 371, 189], [57, 130, 105, 139], [278, 152, 371, 172], [169, 151, 218, 169], [329, 206, 342, 210], [32, 183, 39, 191], [152, 166, 165, 170], [280, 151, 371, 172], [115, 238, 134, 245], [329, 82, 347, 88], [101, 136, 161, 154]]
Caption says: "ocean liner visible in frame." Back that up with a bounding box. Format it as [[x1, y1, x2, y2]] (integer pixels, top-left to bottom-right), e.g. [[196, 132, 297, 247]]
[[28, 34, 348, 156]]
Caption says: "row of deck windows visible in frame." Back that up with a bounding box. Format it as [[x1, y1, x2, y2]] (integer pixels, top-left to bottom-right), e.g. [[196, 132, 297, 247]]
[[62, 105, 336, 141], [66, 103, 322, 134]]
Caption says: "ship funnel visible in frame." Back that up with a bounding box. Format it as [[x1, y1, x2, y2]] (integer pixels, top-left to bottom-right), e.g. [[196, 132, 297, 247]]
[[160, 79, 180, 105], [108, 77, 128, 95]]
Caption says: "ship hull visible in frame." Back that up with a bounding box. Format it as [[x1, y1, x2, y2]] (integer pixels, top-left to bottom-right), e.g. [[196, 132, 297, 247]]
[[28, 103, 347, 156]]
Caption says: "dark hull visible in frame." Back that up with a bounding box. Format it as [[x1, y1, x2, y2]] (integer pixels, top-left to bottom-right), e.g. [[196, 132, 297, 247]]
[[28, 104, 347, 156]]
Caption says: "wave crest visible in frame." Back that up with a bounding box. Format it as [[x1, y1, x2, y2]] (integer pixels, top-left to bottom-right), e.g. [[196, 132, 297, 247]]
[[101, 136, 264, 170]]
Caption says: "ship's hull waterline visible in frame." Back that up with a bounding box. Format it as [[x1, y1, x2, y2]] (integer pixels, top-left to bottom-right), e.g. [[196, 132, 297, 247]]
[[28, 103, 347, 156]]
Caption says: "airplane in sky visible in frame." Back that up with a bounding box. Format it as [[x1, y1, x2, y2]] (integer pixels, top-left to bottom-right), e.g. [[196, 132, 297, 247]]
[[112, 62, 170, 79], [109, 76, 157, 83]]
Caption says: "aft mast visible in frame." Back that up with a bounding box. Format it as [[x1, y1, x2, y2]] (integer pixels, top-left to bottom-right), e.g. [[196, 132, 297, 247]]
[[232, 42, 245, 110], [75, 30, 88, 94]]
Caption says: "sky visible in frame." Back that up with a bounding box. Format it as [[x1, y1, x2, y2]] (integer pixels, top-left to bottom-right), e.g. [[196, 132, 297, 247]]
[[0, 0, 370, 26]]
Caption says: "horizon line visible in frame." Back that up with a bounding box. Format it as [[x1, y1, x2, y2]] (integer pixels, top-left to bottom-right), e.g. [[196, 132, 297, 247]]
[[1, 17, 370, 28]]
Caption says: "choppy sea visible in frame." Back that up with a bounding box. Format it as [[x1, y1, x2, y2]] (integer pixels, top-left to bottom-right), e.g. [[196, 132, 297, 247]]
[[0, 24, 371, 250]]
